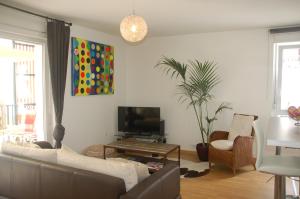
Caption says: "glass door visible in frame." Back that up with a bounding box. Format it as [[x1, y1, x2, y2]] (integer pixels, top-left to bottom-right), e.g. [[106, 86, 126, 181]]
[[0, 37, 44, 143]]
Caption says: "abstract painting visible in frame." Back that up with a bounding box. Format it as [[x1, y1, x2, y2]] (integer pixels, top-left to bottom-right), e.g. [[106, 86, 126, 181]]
[[71, 37, 114, 96]]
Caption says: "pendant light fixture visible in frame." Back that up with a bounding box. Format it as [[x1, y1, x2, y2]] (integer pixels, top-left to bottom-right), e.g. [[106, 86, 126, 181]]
[[120, 0, 148, 43]]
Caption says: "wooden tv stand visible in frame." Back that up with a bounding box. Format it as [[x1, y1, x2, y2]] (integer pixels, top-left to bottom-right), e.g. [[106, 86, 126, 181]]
[[104, 138, 180, 165]]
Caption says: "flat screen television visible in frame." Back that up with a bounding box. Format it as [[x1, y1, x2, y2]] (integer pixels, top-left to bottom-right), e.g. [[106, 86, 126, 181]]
[[118, 106, 161, 136]]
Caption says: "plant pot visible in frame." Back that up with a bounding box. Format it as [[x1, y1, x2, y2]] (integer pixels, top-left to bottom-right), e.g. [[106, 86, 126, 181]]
[[196, 143, 209, 161]]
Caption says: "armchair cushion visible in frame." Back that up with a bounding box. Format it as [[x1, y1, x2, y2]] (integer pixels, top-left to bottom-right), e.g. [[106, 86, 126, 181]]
[[228, 114, 254, 141], [209, 131, 229, 142], [211, 140, 234, 151]]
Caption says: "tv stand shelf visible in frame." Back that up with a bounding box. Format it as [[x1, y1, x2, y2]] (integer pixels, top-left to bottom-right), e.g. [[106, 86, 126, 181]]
[[115, 134, 166, 143]]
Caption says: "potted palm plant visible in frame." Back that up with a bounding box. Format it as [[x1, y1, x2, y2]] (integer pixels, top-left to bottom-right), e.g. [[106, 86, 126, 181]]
[[155, 57, 231, 161]]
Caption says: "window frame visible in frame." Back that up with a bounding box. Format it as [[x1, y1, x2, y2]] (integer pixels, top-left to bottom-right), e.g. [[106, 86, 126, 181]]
[[273, 42, 300, 115]]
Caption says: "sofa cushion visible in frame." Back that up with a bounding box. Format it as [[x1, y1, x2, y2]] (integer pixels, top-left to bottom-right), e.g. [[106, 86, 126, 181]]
[[61, 144, 77, 153], [1, 142, 57, 163], [211, 140, 234, 151], [57, 148, 138, 191], [108, 158, 150, 182], [228, 114, 254, 141]]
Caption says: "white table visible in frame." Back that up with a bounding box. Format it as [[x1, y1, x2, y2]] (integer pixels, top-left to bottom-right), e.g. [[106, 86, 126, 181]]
[[267, 116, 300, 199]]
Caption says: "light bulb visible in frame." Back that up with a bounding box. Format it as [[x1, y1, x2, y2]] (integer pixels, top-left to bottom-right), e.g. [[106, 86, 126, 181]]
[[131, 25, 137, 33]]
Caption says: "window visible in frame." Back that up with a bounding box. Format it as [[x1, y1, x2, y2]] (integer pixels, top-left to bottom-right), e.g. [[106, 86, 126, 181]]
[[273, 41, 300, 114], [0, 37, 45, 143]]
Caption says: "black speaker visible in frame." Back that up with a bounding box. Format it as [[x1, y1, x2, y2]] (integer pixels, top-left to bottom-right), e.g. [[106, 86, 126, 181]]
[[160, 120, 165, 136]]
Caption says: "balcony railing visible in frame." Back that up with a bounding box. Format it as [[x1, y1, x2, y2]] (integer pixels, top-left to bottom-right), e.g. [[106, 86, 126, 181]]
[[0, 104, 36, 142]]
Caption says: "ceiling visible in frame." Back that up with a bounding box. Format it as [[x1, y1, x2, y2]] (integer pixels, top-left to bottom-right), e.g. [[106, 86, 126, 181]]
[[3, 0, 300, 37]]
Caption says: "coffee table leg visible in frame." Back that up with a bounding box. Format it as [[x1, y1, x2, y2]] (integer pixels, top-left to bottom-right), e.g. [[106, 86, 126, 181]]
[[163, 155, 167, 165], [103, 146, 106, 159], [178, 146, 181, 166]]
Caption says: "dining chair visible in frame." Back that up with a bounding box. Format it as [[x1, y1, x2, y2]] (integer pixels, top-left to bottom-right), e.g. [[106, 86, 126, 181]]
[[253, 122, 300, 198]]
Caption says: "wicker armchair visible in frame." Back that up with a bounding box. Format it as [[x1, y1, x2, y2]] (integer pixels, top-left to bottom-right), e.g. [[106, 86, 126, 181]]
[[208, 114, 258, 175]]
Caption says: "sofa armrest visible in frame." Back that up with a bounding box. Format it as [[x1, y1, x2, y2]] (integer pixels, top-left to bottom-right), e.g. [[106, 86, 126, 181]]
[[209, 131, 229, 142], [120, 163, 180, 199]]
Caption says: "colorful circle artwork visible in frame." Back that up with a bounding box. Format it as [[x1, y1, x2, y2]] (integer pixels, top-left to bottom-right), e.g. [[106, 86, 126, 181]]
[[96, 66, 100, 72], [96, 45, 100, 51], [74, 48, 79, 55], [71, 37, 114, 96]]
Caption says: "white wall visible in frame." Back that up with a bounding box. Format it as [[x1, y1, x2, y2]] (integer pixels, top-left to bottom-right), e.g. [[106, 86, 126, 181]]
[[63, 25, 128, 152], [125, 29, 271, 150], [0, 5, 129, 151], [0, 5, 273, 151]]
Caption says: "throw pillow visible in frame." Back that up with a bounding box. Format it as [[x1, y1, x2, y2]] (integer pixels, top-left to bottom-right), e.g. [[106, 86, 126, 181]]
[[108, 158, 150, 182], [34, 141, 53, 149]]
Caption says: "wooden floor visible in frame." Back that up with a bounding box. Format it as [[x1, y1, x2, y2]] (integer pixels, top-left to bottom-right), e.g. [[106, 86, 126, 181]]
[[179, 150, 298, 199]]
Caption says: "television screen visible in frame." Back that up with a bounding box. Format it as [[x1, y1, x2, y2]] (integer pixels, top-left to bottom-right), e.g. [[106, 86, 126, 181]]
[[118, 106, 161, 135]]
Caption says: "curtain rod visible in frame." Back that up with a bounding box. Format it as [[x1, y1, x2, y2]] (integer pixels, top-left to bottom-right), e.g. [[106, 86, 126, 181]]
[[270, 26, 300, 34], [0, 2, 72, 26]]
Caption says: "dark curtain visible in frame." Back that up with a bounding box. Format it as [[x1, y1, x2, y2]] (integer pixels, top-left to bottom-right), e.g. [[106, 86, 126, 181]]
[[47, 20, 70, 148]]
